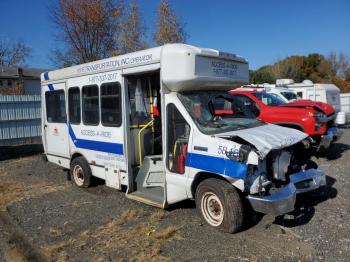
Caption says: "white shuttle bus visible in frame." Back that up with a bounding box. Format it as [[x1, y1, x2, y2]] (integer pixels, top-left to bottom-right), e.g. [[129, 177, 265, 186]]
[[41, 44, 325, 233]]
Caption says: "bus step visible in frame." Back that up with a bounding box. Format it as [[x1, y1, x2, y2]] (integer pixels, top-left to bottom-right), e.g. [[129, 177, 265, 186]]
[[127, 191, 164, 208]]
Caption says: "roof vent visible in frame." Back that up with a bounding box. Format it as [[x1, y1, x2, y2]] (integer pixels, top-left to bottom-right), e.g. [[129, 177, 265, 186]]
[[276, 79, 294, 86], [302, 79, 314, 85]]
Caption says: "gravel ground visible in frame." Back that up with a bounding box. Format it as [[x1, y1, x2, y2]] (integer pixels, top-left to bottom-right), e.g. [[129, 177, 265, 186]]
[[0, 130, 349, 261]]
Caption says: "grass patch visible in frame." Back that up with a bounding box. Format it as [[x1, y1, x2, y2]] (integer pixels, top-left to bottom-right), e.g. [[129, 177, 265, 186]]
[[43, 208, 183, 261], [0, 180, 69, 210]]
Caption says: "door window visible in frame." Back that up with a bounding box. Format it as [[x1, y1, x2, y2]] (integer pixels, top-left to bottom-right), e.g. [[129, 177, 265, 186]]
[[82, 85, 99, 125], [167, 104, 190, 174], [45, 90, 67, 123], [68, 87, 81, 124]]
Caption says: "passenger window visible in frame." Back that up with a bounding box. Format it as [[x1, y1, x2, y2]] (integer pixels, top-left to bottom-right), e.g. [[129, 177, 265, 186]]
[[68, 87, 81, 124], [82, 85, 99, 125], [101, 82, 122, 127], [45, 90, 67, 123], [167, 104, 190, 174]]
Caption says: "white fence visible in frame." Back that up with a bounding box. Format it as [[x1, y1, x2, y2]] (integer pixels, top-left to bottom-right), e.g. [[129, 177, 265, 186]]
[[0, 95, 42, 146]]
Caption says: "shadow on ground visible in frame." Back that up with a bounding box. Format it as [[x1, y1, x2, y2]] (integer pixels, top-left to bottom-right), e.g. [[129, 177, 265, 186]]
[[0, 144, 43, 161], [321, 142, 350, 160], [274, 175, 337, 228], [164, 174, 337, 232]]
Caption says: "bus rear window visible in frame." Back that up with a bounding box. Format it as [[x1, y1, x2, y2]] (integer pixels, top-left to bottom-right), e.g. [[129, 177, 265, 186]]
[[45, 90, 67, 123]]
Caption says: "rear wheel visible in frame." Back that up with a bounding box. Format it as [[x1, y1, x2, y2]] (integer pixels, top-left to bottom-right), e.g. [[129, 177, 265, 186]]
[[195, 178, 244, 233], [70, 157, 92, 188]]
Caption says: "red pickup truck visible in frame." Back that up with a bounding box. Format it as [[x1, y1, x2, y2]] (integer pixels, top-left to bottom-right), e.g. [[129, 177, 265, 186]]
[[225, 90, 342, 149]]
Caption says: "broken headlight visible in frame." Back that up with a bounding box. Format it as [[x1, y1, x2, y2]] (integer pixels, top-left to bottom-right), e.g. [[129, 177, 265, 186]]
[[271, 150, 292, 181], [226, 144, 252, 163]]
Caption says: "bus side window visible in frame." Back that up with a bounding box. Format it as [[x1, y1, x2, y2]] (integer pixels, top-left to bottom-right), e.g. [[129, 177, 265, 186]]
[[68, 87, 81, 124], [101, 82, 122, 127], [82, 85, 99, 126], [167, 104, 190, 174], [45, 90, 67, 123], [297, 92, 303, 98]]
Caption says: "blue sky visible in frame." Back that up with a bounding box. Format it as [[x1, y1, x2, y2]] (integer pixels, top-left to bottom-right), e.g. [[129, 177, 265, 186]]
[[0, 0, 349, 69]]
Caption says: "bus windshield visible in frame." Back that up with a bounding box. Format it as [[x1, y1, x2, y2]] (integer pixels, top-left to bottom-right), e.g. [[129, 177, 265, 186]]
[[177, 91, 264, 135], [253, 92, 286, 106]]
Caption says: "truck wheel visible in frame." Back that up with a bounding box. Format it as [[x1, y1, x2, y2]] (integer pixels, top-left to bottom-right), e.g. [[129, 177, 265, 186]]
[[195, 178, 244, 233], [70, 157, 92, 188]]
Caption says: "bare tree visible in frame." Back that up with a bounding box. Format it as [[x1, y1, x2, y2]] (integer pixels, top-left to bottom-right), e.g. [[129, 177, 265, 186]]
[[268, 56, 305, 82], [328, 51, 350, 79], [118, 1, 147, 54], [154, 0, 187, 46], [0, 39, 31, 67], [50, 0, 124, 67]]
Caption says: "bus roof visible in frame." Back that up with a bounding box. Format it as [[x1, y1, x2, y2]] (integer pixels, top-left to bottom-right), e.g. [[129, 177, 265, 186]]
[[41, 44, 249, 92]]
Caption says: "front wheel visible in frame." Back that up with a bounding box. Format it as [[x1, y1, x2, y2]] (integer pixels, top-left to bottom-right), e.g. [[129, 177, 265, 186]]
[[195, 178, 244, 233], [70, 157, 92, 188]]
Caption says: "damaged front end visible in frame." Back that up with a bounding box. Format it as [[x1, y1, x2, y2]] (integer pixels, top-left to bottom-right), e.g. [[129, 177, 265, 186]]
[[245, 145, 326, 216], [247, 168, 326, 216], [221, 126, 326, 216]]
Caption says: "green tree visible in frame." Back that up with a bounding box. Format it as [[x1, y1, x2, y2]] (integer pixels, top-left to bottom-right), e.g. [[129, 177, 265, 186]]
[[154, 0, 187, 45], [118, 1, 147, 54], [249, 66, 275, 84]]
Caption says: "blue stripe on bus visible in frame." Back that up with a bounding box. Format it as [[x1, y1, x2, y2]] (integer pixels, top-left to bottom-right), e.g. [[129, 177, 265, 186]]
[[68, 124, 124, 155], [44, 72, 53, 91], [44, 71, 49, 80], [185, 152, 247, 179]]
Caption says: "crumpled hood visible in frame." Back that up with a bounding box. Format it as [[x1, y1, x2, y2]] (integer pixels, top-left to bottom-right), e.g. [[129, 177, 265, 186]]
[[283, 99, 335, 115], [217, 124, 308, 158]]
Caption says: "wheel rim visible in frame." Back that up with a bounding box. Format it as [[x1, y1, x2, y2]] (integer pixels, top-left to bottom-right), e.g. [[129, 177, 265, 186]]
[[73, 165, 84, 186], [200, 192, 224, 227]]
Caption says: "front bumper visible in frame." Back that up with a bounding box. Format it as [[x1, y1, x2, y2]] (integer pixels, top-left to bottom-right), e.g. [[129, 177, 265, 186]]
[[247, 169, 326, 216], [319, 127, 343, 149]]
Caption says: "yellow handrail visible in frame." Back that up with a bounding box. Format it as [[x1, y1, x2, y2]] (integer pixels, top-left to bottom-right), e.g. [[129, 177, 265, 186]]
[[130, 124, 149, 129], [138, 119, 154, 165], [148, 77, 153, 116]]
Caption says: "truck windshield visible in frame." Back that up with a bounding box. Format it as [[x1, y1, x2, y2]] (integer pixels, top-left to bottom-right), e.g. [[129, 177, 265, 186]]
[[178, 91, 264, 135], [253, 92, 286, 106], [281, 92, 300, 101]]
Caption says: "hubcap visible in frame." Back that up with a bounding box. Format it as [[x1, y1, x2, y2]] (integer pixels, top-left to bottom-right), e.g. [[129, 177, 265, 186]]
[[201, 192, 224, 227], [73, 165, 84, 186]]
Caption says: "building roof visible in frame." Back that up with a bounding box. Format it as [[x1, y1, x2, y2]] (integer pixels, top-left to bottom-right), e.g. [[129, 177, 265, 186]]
[[0, 66, 48, 79]]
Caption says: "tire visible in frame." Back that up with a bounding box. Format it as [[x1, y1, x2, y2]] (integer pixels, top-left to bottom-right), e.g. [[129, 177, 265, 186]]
[[70, 157, 92, 188], [195, 178, 244, 233]]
